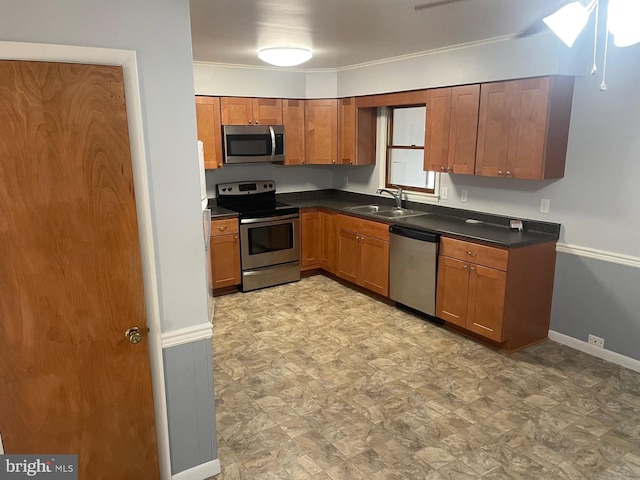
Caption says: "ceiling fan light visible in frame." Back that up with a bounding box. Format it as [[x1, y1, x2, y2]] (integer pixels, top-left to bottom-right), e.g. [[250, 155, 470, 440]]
[[608, 0, 640, 47], [257, 47, 312, 67], [543, 1, 592, 47]]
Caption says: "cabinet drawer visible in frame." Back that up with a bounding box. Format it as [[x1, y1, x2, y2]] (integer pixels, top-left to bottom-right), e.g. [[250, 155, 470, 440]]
[[336, 214, 389, 241], [440, 237, 508, 271], [211, 218, 239, 236]]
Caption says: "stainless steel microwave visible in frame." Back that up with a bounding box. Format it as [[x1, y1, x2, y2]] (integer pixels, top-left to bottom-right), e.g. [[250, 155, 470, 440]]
[[222, 125, 285, 164]]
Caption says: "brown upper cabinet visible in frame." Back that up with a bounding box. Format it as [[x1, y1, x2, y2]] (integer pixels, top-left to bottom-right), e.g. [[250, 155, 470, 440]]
[[195, 96, 223, 169], [475, 76, 574, 180], [338, 98, 377, 165], [220, 97, 283, 125], [282, 99, 306, 165], [424, 85, 480, 175], [306, 99, 338, 164]]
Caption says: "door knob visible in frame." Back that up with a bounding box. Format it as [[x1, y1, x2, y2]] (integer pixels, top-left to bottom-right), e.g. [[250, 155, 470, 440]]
[[125, 326, 143, 344]]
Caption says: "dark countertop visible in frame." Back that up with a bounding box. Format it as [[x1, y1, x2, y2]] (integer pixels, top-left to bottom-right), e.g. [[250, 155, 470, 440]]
[[277, 190, 560, 249], [207, 204, 238, 219]]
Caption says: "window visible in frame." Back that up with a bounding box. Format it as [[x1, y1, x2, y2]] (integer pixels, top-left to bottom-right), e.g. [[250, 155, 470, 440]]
[[385, 106, 436, 194]]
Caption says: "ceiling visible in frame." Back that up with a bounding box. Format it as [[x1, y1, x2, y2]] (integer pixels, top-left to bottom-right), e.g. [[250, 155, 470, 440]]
[[189, 0, 562, 70]]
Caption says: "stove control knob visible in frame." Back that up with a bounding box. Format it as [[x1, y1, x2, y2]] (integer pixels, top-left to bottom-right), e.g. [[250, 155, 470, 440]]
[[228, 187, 233, 191], [264, 184, 267, 188], [221, 187, 227, 192], [269, 183, 273, 188]]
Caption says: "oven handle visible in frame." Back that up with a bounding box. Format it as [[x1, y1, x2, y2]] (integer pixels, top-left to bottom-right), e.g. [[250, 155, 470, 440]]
[[269, 126, 276, 162], [240, 213, 299, 224]]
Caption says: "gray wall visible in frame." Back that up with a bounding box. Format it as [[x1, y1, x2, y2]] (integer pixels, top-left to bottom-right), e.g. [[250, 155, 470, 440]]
[[164, 341, 217, 475]]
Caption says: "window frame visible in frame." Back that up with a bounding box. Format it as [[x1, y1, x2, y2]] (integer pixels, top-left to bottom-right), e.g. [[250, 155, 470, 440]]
[[384, 105, 436, 195]]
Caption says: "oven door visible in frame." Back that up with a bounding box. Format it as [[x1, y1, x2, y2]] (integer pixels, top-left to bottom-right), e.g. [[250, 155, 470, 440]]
[[239, 214, 300, 270]]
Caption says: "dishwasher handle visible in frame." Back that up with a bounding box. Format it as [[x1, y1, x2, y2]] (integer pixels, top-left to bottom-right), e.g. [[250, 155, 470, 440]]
[[389, 225, 439, 243]]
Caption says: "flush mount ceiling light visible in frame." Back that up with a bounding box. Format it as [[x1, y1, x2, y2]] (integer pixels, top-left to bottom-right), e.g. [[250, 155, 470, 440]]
[[257, 47, 313, 67], [542, 0, 640, 90]]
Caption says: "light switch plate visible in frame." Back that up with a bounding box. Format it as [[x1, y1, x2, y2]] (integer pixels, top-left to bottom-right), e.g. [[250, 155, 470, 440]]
[[460, 190, 468, 202], [440, 186, 448, 200], [540, 198, 550, 213]]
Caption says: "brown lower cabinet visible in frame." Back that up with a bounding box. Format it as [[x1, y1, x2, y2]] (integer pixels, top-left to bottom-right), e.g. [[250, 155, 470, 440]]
[[335, 214, 389, 297], [210, 218, 241, 289], [300, 209, 336, 273], [436, 236, 556, 351]]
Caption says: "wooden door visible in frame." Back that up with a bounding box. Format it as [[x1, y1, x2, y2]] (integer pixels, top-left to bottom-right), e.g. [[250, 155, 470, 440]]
[[210, 234, 241, 288], [320, 211, 335, 273], [435, 256, 469, 327], [0, 61, 159, 478], [448, 85, 480, 174], [195, 96, 223, 169], [252, 98, 282, 125], [338, 97, 356, 165], [283, 99, 306, 165], [506, 77, 550, 179], [306, 99, 338, 164], [300, 211, 321, 270], [475, 81, 512, 177], [424, 87, 451, 172], [335, 227, 360, 284], [220, 96, 253, 125], [359, 235, 390, 297], [466, 265, 507, 342]]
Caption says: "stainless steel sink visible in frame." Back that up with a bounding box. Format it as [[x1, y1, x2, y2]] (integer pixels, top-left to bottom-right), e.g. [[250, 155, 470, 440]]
[[347, 204, 391, 213], [374, 208, 429, 219]]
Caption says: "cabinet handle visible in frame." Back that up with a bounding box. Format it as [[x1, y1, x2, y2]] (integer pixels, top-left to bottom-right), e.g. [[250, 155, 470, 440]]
[[255, 120, 259, 125], [218, 162, 222, 168], [447, 168, 453, 173], [506, 170, 512, 176], [463, 265, 468, 269], [498, 170, 504, 175], [332, 159, 336, 164], [218, 226, 228, 232], [350, 161, 353, 165], [234, 235, 238, 239], [470, 266, 476, 271], [440, 167, 446, 172], [466, 251, 476, 257]]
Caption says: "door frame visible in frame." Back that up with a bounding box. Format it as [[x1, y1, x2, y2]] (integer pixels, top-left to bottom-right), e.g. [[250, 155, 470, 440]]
[[0, 41, 171, 480]]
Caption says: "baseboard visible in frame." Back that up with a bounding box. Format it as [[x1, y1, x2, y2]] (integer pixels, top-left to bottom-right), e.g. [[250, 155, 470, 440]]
[[548, 330, 640, 373], [172, 459, 220, 480]]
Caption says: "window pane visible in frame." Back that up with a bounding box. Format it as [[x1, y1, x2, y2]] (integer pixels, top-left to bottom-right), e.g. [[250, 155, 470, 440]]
[[391, 107, 425, 146], [389, 148, 434, 190]]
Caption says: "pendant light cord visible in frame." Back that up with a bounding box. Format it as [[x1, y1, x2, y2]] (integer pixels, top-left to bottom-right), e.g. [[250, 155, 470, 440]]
[[591, 0, 599, 74]]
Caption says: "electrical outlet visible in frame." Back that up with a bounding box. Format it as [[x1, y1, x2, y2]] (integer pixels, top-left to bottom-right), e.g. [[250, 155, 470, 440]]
[[344, 175, 349, 187], [540, 198, 550, 214], [460, 190, 468, 202], [588, 334, 605, 348], [441, 186, 448, 200]]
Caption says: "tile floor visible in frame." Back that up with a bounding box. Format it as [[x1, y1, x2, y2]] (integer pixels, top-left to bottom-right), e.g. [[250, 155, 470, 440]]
[[211, 275, 640, 479]]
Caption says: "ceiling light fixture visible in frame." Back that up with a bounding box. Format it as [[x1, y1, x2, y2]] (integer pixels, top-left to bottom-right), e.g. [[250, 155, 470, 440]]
[[542, 0, 640, 90], [257, 47, 312, 67]]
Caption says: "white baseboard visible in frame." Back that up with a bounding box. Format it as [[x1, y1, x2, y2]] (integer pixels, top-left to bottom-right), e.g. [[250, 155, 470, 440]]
[[172, 459, 220, 480], [548, 330, 640, 373]]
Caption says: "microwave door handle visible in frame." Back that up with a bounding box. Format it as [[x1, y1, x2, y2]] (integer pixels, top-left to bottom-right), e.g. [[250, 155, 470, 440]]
[[269, 126, 276, 161]]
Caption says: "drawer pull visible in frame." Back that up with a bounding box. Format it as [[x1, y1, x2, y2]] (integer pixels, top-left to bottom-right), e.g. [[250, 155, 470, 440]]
[[466, 251, 476, 257], [470, 266, 476, 271], [473, 322, 493, 332], [462, 265, 468, 269], [218, 226, 228, 232]]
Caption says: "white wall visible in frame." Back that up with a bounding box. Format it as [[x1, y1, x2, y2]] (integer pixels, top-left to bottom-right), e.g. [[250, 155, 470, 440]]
[[0, 0, 208, 333]]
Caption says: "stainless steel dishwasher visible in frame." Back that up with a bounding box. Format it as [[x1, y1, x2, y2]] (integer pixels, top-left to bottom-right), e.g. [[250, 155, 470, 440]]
[[389, 225, 442, 322]]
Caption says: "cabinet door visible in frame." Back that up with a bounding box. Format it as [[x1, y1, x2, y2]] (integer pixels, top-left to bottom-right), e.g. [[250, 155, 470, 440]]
[[300, 211, 321, 270], [253, 98, 283, 125], [195, 96, 223, 169], [338, 97, 356, 165], [448, 85, 480, 175], [220, 97, 253, 125], [506, 77, 550, 179], [210, 234, 241, 288], [320, 211, 335, 273], [306, 99, 338, 164], [435, 256, 469, 327], [475, 81, 512, 177], [360, 235, 389, 297], [335, 227, 360, 284], [424, 87, 451, 173], [283, 99, 306, 165], [466, 264, 506, 341]]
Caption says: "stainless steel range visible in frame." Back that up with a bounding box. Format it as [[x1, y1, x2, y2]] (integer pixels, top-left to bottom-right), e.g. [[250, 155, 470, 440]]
[[216, 180, 300, 292]]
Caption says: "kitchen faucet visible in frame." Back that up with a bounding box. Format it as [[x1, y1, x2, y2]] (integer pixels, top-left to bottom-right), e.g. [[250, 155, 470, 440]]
[[377, 186, 403, 208]]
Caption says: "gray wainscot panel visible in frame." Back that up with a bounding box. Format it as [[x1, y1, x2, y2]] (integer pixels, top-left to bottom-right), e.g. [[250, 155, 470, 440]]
[[551, 252, 640, 361], [163, 339, 218, 475]]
